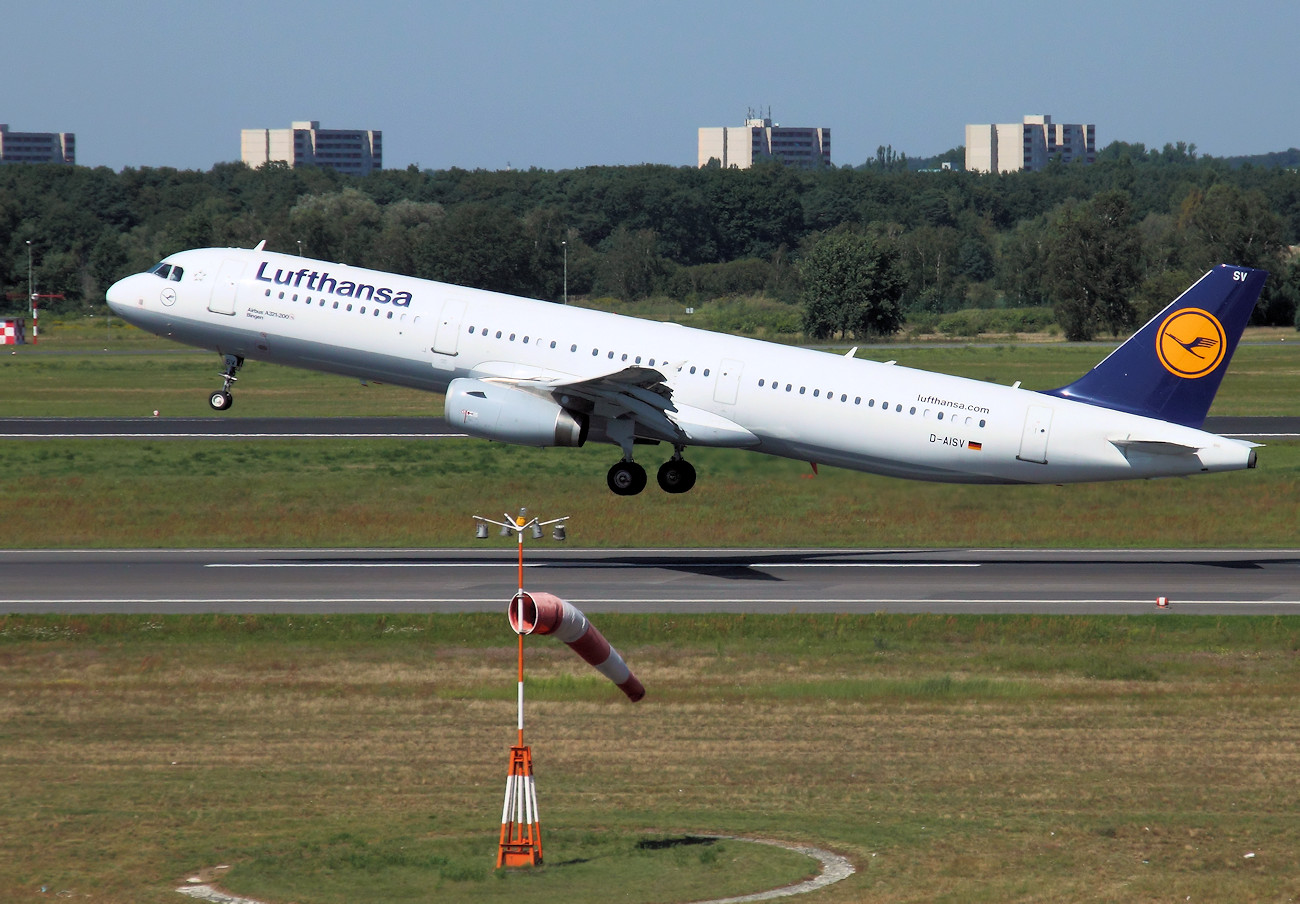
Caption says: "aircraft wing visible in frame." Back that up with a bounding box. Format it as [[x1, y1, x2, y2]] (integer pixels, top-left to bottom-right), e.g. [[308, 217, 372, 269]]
[[489, 365, 758, 447]]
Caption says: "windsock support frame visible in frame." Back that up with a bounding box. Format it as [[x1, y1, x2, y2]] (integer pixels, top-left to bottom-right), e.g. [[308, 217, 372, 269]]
[[497, 744, 543, 867], [473, 509, 569, 870]]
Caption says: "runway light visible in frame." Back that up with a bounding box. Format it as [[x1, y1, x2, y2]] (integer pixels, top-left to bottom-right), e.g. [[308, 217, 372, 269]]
[[476, 522, 489, 540], [553, 524, 566, 542], [1156, 596, 1170, 609], [531, 522, 544, 540]]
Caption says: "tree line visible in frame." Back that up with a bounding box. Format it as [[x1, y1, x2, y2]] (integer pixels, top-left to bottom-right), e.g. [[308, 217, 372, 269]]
[[1, 141, 1298, 340]]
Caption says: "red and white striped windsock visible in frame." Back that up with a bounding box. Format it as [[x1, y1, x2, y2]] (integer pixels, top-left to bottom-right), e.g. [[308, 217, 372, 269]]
[[508, 591, 645, 702]]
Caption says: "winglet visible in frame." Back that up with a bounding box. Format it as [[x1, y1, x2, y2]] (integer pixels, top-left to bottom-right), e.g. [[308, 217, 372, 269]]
[[1044, 265, 1267, 427]]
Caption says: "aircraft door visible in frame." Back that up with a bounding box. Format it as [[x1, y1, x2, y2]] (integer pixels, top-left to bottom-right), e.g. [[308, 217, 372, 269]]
[[1017, 405, 1053, 464], [713, 358, 744, 405], [432, 299, 466, 356], [208, 259, 244, 316]]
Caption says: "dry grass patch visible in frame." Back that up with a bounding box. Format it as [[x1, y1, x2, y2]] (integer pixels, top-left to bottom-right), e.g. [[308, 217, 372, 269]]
[[3, 614, 1300, 902]]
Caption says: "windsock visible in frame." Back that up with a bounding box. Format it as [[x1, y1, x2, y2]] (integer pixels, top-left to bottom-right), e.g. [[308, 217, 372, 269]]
[[509, 591, 645, 702]]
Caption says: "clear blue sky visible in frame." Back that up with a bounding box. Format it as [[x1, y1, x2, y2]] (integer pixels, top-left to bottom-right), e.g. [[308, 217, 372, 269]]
[[7, 0, 1297, 172]]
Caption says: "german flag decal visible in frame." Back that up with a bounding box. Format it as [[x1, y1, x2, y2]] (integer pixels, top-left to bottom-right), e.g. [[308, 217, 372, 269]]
[[968, 441, 982, 451]]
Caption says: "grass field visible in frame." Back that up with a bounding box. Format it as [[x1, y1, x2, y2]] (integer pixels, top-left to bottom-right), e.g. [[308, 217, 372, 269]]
[[0, 437, 1295, 548], [2, 323, 1298, 549], [3, 613, 1300, 903]]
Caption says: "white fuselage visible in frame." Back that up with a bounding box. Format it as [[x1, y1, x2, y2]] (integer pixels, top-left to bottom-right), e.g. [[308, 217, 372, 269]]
[[106, 247, 1256, 485]]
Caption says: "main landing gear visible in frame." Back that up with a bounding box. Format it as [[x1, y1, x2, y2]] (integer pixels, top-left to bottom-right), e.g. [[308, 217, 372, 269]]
[[209, 354, 243, 411], [606, 447, 697, 496]]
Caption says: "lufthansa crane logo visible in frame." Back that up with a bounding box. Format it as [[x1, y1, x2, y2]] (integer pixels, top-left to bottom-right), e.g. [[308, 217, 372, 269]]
[[1156, 308, 1226, 378]]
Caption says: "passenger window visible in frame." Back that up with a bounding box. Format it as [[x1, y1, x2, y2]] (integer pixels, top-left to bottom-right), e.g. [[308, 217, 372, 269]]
[[759, 379, 765, 387], [813, 389, 820, 397]]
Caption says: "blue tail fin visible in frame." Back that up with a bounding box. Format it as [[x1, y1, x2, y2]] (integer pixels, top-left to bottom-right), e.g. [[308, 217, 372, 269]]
[[1044, 265, 1267, 427]]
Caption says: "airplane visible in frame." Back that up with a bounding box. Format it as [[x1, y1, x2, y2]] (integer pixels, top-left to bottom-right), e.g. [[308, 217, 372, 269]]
[[105, 242, 1267, 495]]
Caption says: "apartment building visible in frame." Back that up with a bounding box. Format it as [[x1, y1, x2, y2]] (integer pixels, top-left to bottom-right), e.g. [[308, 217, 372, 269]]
[[0, 124, 75, 164], [241, 120, 382, 175], [699, 114, 830, 169], [965, 115, 1095, 173]]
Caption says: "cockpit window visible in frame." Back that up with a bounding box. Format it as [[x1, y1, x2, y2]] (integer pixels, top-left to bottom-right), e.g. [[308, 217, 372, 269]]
[[147, 262, 184, 281]]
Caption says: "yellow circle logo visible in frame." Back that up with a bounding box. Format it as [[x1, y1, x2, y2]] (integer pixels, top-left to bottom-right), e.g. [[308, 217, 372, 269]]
[[1156, 308, 1226, 378]]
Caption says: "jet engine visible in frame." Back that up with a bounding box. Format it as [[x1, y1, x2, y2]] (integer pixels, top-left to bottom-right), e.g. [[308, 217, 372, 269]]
[[445, 378, 588, 447]]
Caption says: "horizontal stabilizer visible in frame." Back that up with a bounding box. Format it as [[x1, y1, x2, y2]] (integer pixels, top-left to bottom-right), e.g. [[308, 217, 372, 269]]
[[1109, 439, 1201, 456]]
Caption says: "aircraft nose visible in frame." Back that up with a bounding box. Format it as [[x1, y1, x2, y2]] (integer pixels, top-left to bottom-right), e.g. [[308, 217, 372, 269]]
[[105, 273, 138, 316]]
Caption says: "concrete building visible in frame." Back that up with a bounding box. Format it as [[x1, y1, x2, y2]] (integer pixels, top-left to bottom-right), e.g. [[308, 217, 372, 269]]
[[965, 115, 1095, 173], [698, 113, 830, 169], [241, 121, 381, 175], [0, 124, 75, 165]]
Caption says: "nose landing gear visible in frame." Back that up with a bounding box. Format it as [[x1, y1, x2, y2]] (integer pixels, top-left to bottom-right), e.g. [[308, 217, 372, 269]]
[[209, 354, 243, 411]]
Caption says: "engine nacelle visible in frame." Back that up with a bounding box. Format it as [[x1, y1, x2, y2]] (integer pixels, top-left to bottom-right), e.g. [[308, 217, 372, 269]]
[[445, 378, 588, 447]]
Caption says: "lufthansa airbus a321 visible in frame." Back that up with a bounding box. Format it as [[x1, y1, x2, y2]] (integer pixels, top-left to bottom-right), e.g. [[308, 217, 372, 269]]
[[105, 242, 1267, 495]]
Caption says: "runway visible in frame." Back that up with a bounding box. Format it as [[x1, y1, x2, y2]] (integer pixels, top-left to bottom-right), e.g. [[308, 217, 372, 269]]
[[1, 416, 1297, 439], [3, 548, 1298, 616]]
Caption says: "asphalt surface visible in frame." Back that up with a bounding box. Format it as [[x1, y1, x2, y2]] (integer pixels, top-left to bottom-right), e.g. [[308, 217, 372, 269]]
[[3, 548, 1298, 616], [1, 416, 1297, 439]]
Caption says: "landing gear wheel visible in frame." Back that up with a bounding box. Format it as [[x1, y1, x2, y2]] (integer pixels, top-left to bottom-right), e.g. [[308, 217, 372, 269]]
[[657, 459, 697, 494], [211, 354, 243, 413], [607, 461, 648, 496]]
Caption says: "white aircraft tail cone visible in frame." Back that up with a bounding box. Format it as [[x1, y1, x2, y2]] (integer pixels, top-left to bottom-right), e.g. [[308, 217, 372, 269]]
[[508, 591, 645, 702]]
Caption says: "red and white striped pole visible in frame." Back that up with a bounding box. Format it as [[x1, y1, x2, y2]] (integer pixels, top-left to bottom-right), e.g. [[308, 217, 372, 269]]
[[477, 509, 561, 869]]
